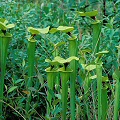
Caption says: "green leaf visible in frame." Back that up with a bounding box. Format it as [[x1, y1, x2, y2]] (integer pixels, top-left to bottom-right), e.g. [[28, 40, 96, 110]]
[[37, 72, 44, 85], [55, 94, 61, 99], [49, 28, 58, 33], [85, 64, 96, 71], [81, 64, 96, 71], [38, 26, 50, 34], [96, 50, 109, 57], [52, 99, 60, 106], [8, 86, 18, 94], [116, 45, 120, 49], [66, 56, 79, 62], [102, 76, 109, 82], [28, 87, 37, 92], [57, 26, 74, 33], [85, 10, 98, 17], [68, 35, 77, 40], [6, 24, 15, 29], [15, 79, 24, 84], [90, 75, 97, 79], [45, 58, 60, 65], [0, 18, 8, 24], [77, 12, 86, 16], [0, 22, 7, 30], [80, 49, 92, 53], [92, 20, 101, 24], [22, 59, 25, 67], [77, 10, 98, 17], [28, 38, 37, 42], [54, 56, 65, 64], [27, 27, 40, 35], [45, 59, 52, 63], [113, 69, 120, 81], [55, 41, 65, 48]]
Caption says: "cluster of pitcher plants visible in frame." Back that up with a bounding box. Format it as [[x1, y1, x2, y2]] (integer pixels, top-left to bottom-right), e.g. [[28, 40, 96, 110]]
[[0, 10, 120, 120]]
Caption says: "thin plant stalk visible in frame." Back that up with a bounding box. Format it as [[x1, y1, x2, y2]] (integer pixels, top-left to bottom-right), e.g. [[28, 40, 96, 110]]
[[0, 35, 12, 116], [69, 38, 77, 120], [26, 39, 36, 112], [96, 64, 102, 120]]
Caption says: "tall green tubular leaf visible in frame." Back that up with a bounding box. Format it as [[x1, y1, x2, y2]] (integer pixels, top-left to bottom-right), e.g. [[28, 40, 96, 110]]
[[101, 86, 108, 120], [59, 67, 72, 120], [0, 34, 12, 117], [96, 64, 102, 120], [45, 67, 58, 116], [95, 51, 108, 120], [26, 39, 36, 112], [26, 26, 49, 113], [92, 20, 102, 54], [68, 36, 77, 120], [54, 56, 79, 120], [77, 10, 100, 54], [0, 18, 14, 117], [113, 70, 120, 120]]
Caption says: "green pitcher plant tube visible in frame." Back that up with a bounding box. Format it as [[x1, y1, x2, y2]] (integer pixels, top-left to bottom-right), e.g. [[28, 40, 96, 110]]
[[26, 26, 49, 113], [68, 35, 77, 120], [50, 25, 77, 120], [95, 51, 109, 120], [0, 18, 15, 117], [101, 77, 108, 120], [45, 67, 58, 116], [77, 11, 101, 54], [54, 56, 79, 120], [113, 69, 120, 120], [26, 38, 36, 112], [45, 58, 59, 116], [59, 67, 72, 120]]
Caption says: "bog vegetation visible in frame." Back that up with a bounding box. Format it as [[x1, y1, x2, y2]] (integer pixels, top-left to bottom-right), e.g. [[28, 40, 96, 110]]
[[0, 0, 120, 120]]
